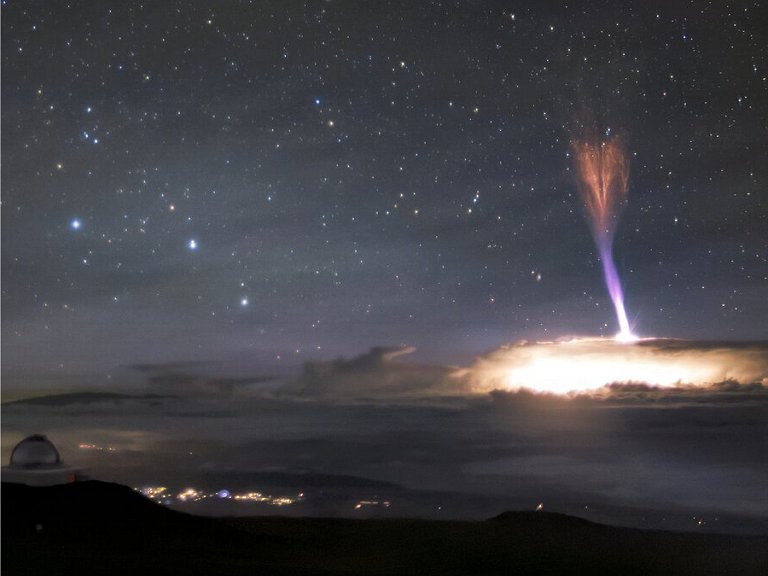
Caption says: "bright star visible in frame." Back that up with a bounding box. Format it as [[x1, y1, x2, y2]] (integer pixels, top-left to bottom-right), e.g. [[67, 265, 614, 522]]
[[70, 219, 81, 230], [188, 239, 198, 250], [240, 298, 249, 307]]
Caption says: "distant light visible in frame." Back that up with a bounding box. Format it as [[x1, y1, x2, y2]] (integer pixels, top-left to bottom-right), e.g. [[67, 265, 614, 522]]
[[614, 331, 639, 343], [217, 489, 231, 499], [86, 106, 93, 113], [314, 98, 321, 105], [70, 219, 81, 230], [240, 298, 249, 307], [188, 239, 198, 250]]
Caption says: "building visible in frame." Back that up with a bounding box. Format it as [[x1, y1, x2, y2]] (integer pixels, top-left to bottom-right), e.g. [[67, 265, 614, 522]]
[[2, 434, 87, 486]]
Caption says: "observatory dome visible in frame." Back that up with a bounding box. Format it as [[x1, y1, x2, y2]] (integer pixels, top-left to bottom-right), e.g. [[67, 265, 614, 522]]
[[10, 434, 62, 468]]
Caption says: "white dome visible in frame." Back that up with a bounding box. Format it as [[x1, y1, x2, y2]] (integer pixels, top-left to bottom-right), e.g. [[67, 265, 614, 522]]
[[10, 434, 61, 468]]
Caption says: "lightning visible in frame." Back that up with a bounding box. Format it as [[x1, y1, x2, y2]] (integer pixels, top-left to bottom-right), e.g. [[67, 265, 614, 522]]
[[455, 132, 768, 396], [461, 338, 768, 396], [571, 134, 635, 341]]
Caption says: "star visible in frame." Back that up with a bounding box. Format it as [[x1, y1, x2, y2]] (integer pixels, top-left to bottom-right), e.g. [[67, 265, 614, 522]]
[[188, 239, 198, 251], [70, 219, 81, 230]]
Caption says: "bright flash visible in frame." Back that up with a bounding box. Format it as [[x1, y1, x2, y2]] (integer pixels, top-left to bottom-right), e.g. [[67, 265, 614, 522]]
[[462, 338, 768, 396], [614, 331, 639, 343]]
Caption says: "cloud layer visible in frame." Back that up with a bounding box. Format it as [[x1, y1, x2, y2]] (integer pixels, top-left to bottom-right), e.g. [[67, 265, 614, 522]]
[[3, 341, 767, 531], [283, 347, 468, 399], [459, 338, 768, 395]]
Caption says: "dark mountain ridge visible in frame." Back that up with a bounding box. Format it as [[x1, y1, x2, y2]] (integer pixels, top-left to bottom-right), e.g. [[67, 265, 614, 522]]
[[3, 480, 766, 575]]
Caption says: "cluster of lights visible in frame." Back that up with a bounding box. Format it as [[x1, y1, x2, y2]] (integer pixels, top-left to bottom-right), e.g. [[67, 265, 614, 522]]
[[136, 486, 303, 507], [354, 500, 391, 510], [139, 486, 168, 499], [177, 488, 201, 502], [233, 491, 270, 502], [231, 491, 300, 506], [79, 443, 117, 451], [136, 487, 409, 513]]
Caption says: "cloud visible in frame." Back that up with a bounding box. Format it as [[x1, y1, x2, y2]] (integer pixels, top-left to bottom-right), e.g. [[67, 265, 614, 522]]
[[458, 338, 768, 395], [4, 341, 768, 528], [130, 362, 275, 396], [282, 347, 469, 400], [3, 352, 768, 527], [2, 392, 172, 407]]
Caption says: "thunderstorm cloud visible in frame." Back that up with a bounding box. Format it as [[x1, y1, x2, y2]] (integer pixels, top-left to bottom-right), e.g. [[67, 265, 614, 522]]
[[459, 338, 768, 395]]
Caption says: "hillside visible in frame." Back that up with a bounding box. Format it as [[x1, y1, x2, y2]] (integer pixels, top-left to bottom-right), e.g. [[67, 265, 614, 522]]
[[3, 481, 766, 575]]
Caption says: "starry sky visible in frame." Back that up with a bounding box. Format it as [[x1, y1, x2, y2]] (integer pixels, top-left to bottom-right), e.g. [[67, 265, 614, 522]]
[[4, 3, 768, 532], [3, 1, 767, 390]]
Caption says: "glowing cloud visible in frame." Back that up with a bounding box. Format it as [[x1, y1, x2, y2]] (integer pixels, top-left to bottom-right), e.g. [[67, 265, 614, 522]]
[[461, 338, 768, 395], [571, 135, 633, 340]]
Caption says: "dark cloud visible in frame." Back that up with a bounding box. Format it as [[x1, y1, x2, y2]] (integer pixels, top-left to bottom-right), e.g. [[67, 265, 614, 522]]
[[130, 362, 275, 396], [2, 392, 173, 407], [284, 346, 468, 400]]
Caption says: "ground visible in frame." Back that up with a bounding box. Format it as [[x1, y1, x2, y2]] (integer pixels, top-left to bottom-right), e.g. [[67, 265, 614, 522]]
[[3, 481, 767, 575]]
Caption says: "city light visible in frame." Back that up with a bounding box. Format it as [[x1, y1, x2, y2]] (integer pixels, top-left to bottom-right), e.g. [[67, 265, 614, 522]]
[[354, 500, 391, 510], [135, 485, 306, 507]]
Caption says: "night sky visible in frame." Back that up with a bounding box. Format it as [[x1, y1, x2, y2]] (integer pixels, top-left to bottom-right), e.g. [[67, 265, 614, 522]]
[[4, 0, 767, 387], [2, 2, 768, 530]]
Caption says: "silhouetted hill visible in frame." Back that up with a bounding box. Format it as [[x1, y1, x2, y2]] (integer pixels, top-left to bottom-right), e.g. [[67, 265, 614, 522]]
[[2, 392, 174, 407], [2, 481, 270, 575], [491, 509, 606, 527], [3, 481, 767, 575]]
